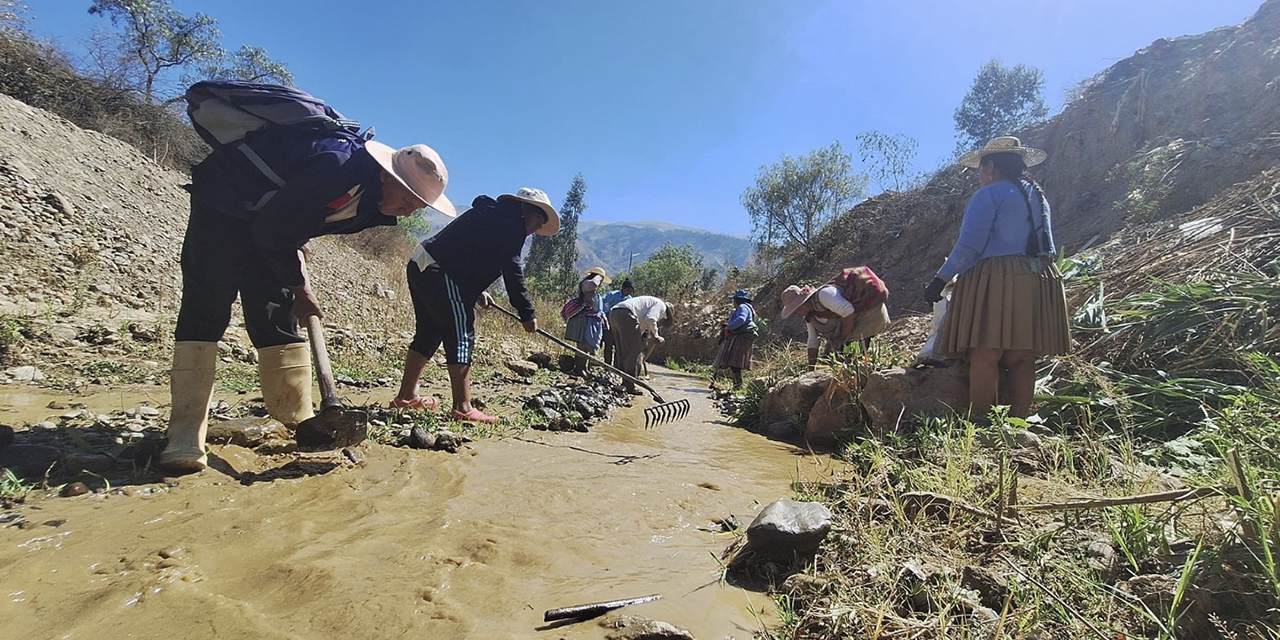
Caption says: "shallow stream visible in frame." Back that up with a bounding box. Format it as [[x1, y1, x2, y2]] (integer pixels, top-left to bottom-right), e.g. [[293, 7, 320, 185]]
[[0, 368, 834, 639]]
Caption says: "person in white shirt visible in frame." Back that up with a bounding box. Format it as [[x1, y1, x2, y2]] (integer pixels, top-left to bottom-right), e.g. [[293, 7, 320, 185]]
[[780, 283, 890, 368], [606, 295, 673, 394]]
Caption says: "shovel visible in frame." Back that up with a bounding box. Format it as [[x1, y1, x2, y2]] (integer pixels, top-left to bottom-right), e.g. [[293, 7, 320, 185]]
[[491, 305, 689, 428], [294, 314, 368, 451]]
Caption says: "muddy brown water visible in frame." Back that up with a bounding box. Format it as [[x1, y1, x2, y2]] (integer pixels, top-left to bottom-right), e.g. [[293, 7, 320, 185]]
[[0, 368, 834, 639]]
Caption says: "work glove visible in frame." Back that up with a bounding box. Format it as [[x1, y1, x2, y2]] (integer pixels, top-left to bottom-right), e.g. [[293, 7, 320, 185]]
[[923, 277, 947, 304]]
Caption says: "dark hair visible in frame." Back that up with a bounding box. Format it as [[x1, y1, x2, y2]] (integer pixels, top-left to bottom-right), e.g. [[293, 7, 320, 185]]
[[982, 152, 1052, 254]]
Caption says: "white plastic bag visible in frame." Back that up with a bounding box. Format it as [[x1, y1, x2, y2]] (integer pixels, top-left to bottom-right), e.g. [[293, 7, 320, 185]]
[[915, 285, 952, 366]]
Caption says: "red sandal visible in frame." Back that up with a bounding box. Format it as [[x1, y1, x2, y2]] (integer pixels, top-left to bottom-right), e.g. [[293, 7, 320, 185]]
[[450, 407, 499, 424], [390, 395, 439, 410]]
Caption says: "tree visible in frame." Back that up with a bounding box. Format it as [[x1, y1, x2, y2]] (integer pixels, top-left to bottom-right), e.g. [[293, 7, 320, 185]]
[[856, 130, 919, 192], [741, 141, 867, 257], [629, 243, 705, 301], [555, 174, 586, 289], [953, 59, 1047, 154], [198, 44, 293, 85], [88, 0, 221, 103], [526, 174, 586, 295]]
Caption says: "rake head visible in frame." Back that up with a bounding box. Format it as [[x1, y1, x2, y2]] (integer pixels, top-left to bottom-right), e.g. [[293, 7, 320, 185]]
[[644, 399, 690, 428]]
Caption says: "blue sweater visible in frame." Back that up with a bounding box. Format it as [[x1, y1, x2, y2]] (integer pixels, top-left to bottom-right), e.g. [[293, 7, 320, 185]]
[[938, 180, 1056, 280]]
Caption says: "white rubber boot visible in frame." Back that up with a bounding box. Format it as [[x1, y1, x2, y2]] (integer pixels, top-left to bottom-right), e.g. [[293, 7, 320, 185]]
[[159, 341, 218, 473], [258, 343, 315, 427]]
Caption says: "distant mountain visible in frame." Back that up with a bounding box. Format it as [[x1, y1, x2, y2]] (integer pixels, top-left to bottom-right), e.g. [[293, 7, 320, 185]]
[[421, 212, 754, 278], [574, 220, 753, 277]]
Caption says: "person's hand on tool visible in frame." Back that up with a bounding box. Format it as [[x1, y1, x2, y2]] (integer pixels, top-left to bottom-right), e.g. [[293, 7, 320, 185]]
[[521, 318, 538, 334], [478, 291, 494, 309], [290, 284, 323, 320]]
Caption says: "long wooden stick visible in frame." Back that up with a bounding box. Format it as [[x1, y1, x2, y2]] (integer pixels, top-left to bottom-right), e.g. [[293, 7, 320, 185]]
[[1018, 486, 1234, 512], [543, 594, 661, 622]]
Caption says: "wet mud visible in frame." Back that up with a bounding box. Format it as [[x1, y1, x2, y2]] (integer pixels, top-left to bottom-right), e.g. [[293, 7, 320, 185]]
[[0, 368, 833, 639]]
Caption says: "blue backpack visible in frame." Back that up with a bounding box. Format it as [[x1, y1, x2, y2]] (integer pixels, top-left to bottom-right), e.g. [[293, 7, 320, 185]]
[[185, 80, 373, 191]]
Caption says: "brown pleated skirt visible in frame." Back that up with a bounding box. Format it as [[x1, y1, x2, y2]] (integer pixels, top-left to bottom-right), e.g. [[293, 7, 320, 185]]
[[939, 255, 1071, 357], [714, 334, 754, 370]]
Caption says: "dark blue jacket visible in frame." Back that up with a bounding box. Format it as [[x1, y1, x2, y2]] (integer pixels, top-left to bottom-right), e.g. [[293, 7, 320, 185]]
[[421, 196, 536, 321], [188, 128, 396, 286]]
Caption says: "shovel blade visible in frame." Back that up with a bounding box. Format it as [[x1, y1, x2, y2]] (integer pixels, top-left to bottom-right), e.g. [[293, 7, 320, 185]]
[[295, 407, 369, 452]]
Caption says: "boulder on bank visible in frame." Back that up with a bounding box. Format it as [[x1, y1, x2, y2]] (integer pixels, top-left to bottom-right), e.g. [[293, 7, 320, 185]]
[[758, 370, 832, 437], [859, 366, 968, 432], [805, 383, 862, 446], [742, 499, 833, 562]]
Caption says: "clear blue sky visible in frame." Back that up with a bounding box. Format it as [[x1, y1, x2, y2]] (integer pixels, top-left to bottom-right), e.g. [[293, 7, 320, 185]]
[[26, 0, 1262, 236]]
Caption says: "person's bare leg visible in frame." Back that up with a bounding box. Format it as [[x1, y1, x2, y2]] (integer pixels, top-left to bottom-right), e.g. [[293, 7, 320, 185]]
[[447, 363, 472, 413], [1001, 350, 1038, 418], [967, 348, 1003, 417], [394, 349, 429, 403]]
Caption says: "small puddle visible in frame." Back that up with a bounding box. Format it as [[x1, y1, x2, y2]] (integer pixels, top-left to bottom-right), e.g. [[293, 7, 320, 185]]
[[0, 367, 835, 638]]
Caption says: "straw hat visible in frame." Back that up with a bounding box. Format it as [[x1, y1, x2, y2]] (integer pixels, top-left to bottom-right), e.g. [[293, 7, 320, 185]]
[[584, 267, 612, 284], [958, 136, 1047, 169], [498, 187, 560, 236], [365, 141, 456, 216], [728, 289, 752, 302], [780, 285, 818, 318]]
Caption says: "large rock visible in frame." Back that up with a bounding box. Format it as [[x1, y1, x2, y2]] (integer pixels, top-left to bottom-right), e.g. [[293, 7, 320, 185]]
[[860, 366, 968, 431], [758, 370, 833, 432], [206, 417, 289, 447], [0, 444, 62, 477], [805, 384, 862, 446], [603, 615, 694, 640], [743, 499, 832, 561], [505, 358, 538, 378]]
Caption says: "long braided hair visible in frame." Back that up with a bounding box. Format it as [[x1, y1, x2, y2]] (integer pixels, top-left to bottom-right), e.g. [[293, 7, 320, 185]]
[[984, 152, 1053, 255]]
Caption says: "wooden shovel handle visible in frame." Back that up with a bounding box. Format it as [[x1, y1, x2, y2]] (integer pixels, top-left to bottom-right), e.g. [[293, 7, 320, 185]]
[[304, 314, 342, 411]]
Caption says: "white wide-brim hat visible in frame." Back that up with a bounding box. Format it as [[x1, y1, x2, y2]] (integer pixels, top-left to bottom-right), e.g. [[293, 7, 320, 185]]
[[366, 140, 456, 217], [498, 187, 560, 236], [959, 136, 1047, 169]]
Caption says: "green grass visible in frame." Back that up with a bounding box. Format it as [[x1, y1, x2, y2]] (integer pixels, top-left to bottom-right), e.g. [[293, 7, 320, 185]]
[[1, 468, 33, 503]]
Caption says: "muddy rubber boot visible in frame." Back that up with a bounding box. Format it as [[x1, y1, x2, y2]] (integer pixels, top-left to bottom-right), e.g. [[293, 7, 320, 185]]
[[258, 343, 315, 427], [159, 341, 218, 473]]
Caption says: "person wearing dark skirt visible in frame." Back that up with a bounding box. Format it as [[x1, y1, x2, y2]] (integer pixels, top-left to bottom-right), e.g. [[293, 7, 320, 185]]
[[713, 289, 757, 389], [923, 137, 1071, 418]]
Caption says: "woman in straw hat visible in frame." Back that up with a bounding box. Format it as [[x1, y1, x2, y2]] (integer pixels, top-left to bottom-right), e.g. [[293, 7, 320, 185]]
[[923, 136, 1070, 418], [713, 289, 758, 389], [562, 267, 611, 375]]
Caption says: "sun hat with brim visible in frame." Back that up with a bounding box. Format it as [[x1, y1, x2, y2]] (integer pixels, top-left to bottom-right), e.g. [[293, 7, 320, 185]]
[[958, 136, 1047, 169], [365, 141, 456, 217], [498, 187, 560, 236], [780, 285, 819, 319], [584, 267, 612, 285], [728, 289, 752, 302]]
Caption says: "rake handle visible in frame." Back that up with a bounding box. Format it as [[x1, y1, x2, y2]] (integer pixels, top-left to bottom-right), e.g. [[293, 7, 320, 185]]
[[490, 304, 667, 403]]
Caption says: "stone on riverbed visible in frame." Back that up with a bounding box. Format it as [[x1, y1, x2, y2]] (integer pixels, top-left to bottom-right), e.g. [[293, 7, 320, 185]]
[[206, 417, 290, 448], [742, 499, 832, 562]]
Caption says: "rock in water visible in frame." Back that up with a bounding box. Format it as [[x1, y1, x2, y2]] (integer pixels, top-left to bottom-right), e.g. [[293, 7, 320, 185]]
[[742, 499, 833, 561]]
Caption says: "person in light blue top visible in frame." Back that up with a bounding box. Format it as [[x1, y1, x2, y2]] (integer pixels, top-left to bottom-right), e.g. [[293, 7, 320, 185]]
[[713, 289, 757, 389], [600, 278, 634, 366], [923, 137, 1070, 419]]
